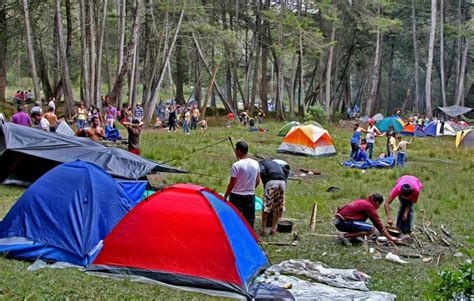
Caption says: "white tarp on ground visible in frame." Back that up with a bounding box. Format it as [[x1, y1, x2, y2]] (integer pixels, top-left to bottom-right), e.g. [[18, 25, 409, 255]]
[[256, 259, 396, 301]]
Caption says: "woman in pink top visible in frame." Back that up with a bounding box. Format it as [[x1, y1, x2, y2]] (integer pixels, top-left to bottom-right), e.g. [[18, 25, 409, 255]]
[[384, 175, 423, 234]]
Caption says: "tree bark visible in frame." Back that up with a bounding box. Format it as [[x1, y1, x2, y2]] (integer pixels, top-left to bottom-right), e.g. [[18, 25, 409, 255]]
[[117, 0, 126, 75], [79, 0, 90, 106], [365, 9, 382, 116], [55, 0, 75, 117], [325, 7, 336, 116], [0, 7, 7, 102], [128, 30, 140, 109], [412, 0, 421, 113], [88, 1, 97, 105], [175, 36, 186, 105], [425, 0, 437, 117], [192, 32, 237, 116], [439, 0, 447, 107], [455, 40, 470, 105], [298, 32, 305, 116], [36, 37, 53, 101], [109, 0, 142, 107], [143, 9, 184, 121], [95, 0, 108, 106], [22, 0, 41, 102]]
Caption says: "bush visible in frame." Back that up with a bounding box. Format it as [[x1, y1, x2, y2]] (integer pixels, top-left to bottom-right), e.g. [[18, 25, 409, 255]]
[[430, 244, 473, 300], [304, 104, 328, 127]]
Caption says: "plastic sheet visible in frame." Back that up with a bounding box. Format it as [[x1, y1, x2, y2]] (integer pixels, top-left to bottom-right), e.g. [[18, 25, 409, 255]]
[[263, 259, 371, 291], [256, 274, 396, 301], [27, 259, 82, 272]]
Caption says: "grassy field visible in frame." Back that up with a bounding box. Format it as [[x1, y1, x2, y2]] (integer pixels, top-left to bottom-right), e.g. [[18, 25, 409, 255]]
[[0, 120, 473, 299]]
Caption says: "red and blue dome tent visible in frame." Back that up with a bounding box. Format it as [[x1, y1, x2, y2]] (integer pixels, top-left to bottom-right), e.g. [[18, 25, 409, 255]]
[[0, 161, 136, 266], [401, 123, 426, 137], [88, 184, 270, 297]]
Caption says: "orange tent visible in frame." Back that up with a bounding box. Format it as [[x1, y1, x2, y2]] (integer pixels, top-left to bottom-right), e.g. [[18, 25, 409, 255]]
[[277, 125, 336, 157]]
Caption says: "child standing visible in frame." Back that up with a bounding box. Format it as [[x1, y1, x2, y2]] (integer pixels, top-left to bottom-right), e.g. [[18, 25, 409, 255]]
[[396, 136, 412, 168], [356, 138, 368, 161]]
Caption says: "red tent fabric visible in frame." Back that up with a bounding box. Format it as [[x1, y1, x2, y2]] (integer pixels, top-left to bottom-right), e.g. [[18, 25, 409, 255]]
[[88, 184, 269, 296]]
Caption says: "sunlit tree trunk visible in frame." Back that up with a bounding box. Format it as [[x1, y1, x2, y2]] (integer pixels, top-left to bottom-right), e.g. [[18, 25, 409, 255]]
[[22, 0, 41, 102], [425, 0, 437, 117], [412, 0, 421, 112]]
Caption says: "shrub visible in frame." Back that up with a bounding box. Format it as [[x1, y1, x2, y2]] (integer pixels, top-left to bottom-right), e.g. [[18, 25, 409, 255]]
[[430, 243, 473, 300], [304, 104, 328, 127]]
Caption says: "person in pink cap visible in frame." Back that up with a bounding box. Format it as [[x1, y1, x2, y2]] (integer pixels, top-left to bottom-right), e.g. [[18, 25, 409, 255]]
[[384, 175, 423, 234], [366, 118, 383, 159]]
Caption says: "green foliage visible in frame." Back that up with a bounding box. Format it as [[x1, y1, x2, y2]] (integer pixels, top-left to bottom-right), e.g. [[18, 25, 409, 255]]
[[304, 104, 328, 126], [430, 258, 473, 300]]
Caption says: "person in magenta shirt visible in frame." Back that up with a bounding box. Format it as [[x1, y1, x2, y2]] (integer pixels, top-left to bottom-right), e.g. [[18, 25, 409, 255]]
[[11, 106, 32, 127], [384, 175, 423, 234], [335, 193, 398, 246]]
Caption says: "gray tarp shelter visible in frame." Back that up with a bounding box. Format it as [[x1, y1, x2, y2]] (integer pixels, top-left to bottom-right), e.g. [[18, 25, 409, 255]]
[[0, 121, 185, 184], [438, 105, 472, 117]]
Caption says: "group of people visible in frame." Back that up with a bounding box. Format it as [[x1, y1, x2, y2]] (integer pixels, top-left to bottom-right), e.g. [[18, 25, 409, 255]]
[[10, 100, 60, 132], [335, 175, 423, 246], [14, 90, 33, 105], [223, 141, 289, 236], [350, 120, 412, 167], [154, 103, 205, 134], [222, 140, 423, 244]]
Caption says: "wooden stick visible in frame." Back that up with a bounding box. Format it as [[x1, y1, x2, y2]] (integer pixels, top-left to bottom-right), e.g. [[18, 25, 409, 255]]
[[309, 202, 318, 232], [440, 224, 452, 237], [440, 237, 450, 246], [436, 253, 443, 268], [307, 233, 338, 238], [260, 241, 294, 246], [414, 233, 423, 249]]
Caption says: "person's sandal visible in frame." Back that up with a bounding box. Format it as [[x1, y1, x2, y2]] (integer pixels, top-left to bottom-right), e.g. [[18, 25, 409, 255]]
[[270, 229, 277, 235], [259, 230, 267, 237], [338, 233, 352, 246]]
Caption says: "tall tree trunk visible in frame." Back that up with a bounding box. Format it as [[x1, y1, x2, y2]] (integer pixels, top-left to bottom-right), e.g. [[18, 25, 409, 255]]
[[88, 1, 97, 106], [288, 54, 297, 117], [175, 36, 185, 105], [109, 0, 142, 107], [129, 31, 139, 109], [95, 0, 108, 106], [259, 0, 270, 114], [192, 32, 237, 116], [143, 9, 184, 121], [412, 0, 421, 113], [105, 33, 114, 95], [117, 0, 126, 75], [79, 0, 90, 106], [36, 38, 54, 101], [22, 0, 41, 102], [298, 33, 305, 116], [365, 8, 382, 116], [439, 0, 447, 107], [0, 7, 7, 102], [425, 0, 437, 117], [387, 39, 395, 114], [455, 40, 470, 105], [325, 8, 336, 116], [55, 0, 75, 117]]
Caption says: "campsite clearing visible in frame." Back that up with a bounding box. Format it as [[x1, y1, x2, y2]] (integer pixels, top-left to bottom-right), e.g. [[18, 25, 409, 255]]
[[1, 122, 473, 299]]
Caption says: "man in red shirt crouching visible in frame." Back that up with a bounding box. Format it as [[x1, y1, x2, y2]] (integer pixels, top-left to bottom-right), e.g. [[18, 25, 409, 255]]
[[335, 193, 398, 246]]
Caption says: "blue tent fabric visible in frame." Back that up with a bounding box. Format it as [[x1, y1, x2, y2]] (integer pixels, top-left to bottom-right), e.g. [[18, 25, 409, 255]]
[[340, 156, 395, 169], [401, 124, 427, 137], [116, 180, 148, 204], [105, 125, 121, 141], [0, 160, 135, 266], [203, 191, 270, 286]]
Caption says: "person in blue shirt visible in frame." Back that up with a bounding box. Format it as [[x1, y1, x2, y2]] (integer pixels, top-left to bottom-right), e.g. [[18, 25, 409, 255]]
[[350, 123, 367, 160]]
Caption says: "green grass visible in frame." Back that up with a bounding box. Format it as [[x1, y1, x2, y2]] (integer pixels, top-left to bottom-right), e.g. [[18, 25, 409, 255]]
[[1, 121, 473, 299]]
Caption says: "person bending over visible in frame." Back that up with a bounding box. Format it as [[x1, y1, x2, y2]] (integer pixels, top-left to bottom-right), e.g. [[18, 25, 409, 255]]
[[335, 193, 398, 246]]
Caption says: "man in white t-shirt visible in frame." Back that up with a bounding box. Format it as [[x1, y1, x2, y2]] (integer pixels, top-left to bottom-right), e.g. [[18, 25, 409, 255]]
[[31, 111, 50, 131], [224, 141, 260, 228], [48, 97, 56, 113]]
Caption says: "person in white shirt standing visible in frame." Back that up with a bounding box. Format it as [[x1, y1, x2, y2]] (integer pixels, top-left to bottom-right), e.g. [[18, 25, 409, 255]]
[[366, 118, 382, 160], [48, 97, 56, 113], [224, 141, 260, 228]]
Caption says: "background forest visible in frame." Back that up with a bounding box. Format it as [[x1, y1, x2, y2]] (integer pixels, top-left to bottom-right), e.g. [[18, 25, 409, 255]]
[[0, 0, 472, 121]]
